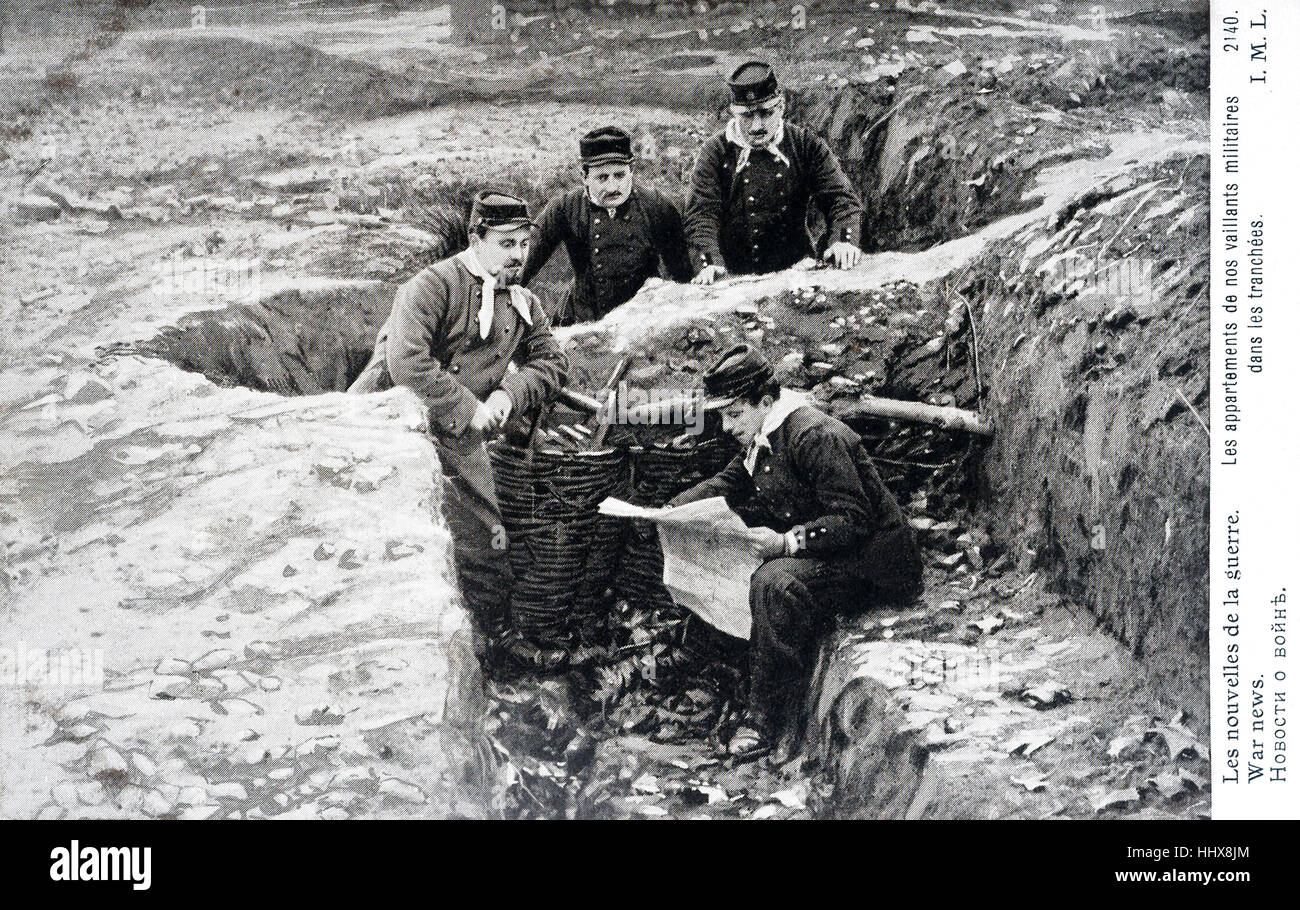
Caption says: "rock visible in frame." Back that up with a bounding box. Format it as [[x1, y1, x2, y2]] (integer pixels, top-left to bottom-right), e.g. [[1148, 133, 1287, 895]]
[[193, 677, 227, 698], [130, 752, 158, 778], [77, 782, 106, 806], [192, 648, 238, 672], [155, 657, 190, 675], [208, 782, 249, 801], [63, 374, 115, 404], [87, 745, 129, 779], [151, 676, 196, 699], [1092, 787, 1141, 813], [53, 782, 81, 810], [378, 778, 426, 804], [178, 785, 209, 805], [116, 784, 146, 813], [178, 805, 222, 820], [140, 790, 174, 818]]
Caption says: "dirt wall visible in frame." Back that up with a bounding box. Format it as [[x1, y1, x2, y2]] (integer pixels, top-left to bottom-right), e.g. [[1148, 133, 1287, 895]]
[[961, 154, 1211, 724]]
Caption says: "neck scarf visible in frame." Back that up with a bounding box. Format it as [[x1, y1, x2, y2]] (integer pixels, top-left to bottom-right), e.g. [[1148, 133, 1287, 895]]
[[456, 248, 533, 340], [586, 186, 634, 220], [725, 117, 791, 173], [743, 388, 815, 475]]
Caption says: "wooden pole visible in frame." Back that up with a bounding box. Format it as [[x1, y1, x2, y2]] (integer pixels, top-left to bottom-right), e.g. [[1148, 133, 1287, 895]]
[[847, 397, 993, 436]]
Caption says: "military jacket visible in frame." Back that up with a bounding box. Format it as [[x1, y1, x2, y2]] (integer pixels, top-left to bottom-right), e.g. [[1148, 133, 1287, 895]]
[[349, 256, 566, 438], [683, 121, 863, 275]]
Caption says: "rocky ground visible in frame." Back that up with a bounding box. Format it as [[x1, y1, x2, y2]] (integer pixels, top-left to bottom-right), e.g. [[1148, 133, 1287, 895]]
[[2, 1, 1210, 819]]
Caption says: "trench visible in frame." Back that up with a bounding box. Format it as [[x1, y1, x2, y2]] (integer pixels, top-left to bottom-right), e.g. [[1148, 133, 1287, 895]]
[[119, 66, 1209, 812], [124, 159, 996, 819]]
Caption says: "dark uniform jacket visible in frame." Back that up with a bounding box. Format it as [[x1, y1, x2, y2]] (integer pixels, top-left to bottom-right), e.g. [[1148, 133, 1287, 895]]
[[672, 404, 920, 592], [520, 186, 696, 324], [683, 121, 864, 276], [349, 256, 566, 438]]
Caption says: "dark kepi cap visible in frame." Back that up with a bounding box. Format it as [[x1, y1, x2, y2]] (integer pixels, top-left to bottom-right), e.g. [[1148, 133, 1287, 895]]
[[469, 190, 534, 230], [702, 343, 776, 410], [727, 60, 780, 109], [580, 126, 634, 167]]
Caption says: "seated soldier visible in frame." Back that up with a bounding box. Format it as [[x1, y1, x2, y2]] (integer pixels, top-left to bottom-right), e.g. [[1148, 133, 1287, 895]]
[[670, 344, 922, 760]]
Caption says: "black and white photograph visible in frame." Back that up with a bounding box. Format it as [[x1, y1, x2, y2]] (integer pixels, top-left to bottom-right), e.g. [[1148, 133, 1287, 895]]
[[0, 0, 1293, 888]]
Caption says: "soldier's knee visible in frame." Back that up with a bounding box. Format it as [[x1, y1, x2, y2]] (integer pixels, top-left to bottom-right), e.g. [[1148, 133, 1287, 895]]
[[750, 559, 799, 607]]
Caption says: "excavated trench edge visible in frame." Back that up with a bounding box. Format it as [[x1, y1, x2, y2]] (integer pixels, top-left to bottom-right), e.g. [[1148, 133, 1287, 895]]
[[121, 127, 1208, 815]]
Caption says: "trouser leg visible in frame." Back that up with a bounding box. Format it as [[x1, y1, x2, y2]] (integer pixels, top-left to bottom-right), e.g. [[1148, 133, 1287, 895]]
[[434, 434, 512, 639], [747, 556, 856, 732]]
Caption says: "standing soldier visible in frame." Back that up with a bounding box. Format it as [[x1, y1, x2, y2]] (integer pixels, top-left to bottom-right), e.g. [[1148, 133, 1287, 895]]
[[350, 191, 567, 658], [685, 61, 865, 285], [669, 345, 922, 760], [520, 126, 696, 325]]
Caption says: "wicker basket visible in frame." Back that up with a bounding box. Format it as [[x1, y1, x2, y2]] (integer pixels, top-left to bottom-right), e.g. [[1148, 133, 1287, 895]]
[[489, 442, 630, 643]]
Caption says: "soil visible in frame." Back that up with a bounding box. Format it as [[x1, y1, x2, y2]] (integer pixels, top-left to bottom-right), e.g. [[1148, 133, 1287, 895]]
[[1, 1, 1210, 819]]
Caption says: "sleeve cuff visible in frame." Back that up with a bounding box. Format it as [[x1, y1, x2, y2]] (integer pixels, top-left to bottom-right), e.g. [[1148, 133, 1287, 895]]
[[438, 393, 480, 437], [785, 527, 806, 555]]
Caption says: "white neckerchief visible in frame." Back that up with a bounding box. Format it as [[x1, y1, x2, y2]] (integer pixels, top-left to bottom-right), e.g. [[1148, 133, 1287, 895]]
[[586, 187, 633, 220], [725, 117, 791, 173], [744, 388, 815, 475], [456, 248, 533, 340]]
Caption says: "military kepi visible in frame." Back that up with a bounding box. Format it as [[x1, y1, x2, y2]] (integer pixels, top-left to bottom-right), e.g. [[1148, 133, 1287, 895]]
[[702, 343, 776, 409], [727, 60, 780, 109], [469, 190, 534, 230], [580, 126, 634, 167]]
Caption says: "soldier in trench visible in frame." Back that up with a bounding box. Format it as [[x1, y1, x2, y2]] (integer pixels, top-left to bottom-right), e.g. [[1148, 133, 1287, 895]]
[[684, 61, 865, 285], [349, 191, 567, 664], [519, 126, 696, 325], [668, 344, 922, 760]]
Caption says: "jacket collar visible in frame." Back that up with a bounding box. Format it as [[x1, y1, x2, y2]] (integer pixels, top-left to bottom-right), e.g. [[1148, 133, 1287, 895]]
[[584, 185, 637, 219], [455, 248, 533, 339], [744, 388, 815, 474], [725, 118, 791, 172]]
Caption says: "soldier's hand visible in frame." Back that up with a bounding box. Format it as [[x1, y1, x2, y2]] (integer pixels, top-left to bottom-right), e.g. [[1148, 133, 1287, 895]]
[[470, 400, 499, 436], [485, 389, 513, 428], [745, 527, 788, 560], [692, 264, 728, 286], [823, 242, 863, 270]]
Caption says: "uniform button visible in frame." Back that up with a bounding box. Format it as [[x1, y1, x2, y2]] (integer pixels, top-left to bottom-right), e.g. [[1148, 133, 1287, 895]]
[[748, 196, 755, 202], [594, 249, 599, 254], [450, 364, 460, 374], [595, 233, 600, 239], [763, 465, 770, 472]]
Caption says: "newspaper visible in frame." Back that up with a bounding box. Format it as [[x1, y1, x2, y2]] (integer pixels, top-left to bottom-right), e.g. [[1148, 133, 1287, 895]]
[[598, 496, 760, 639]]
